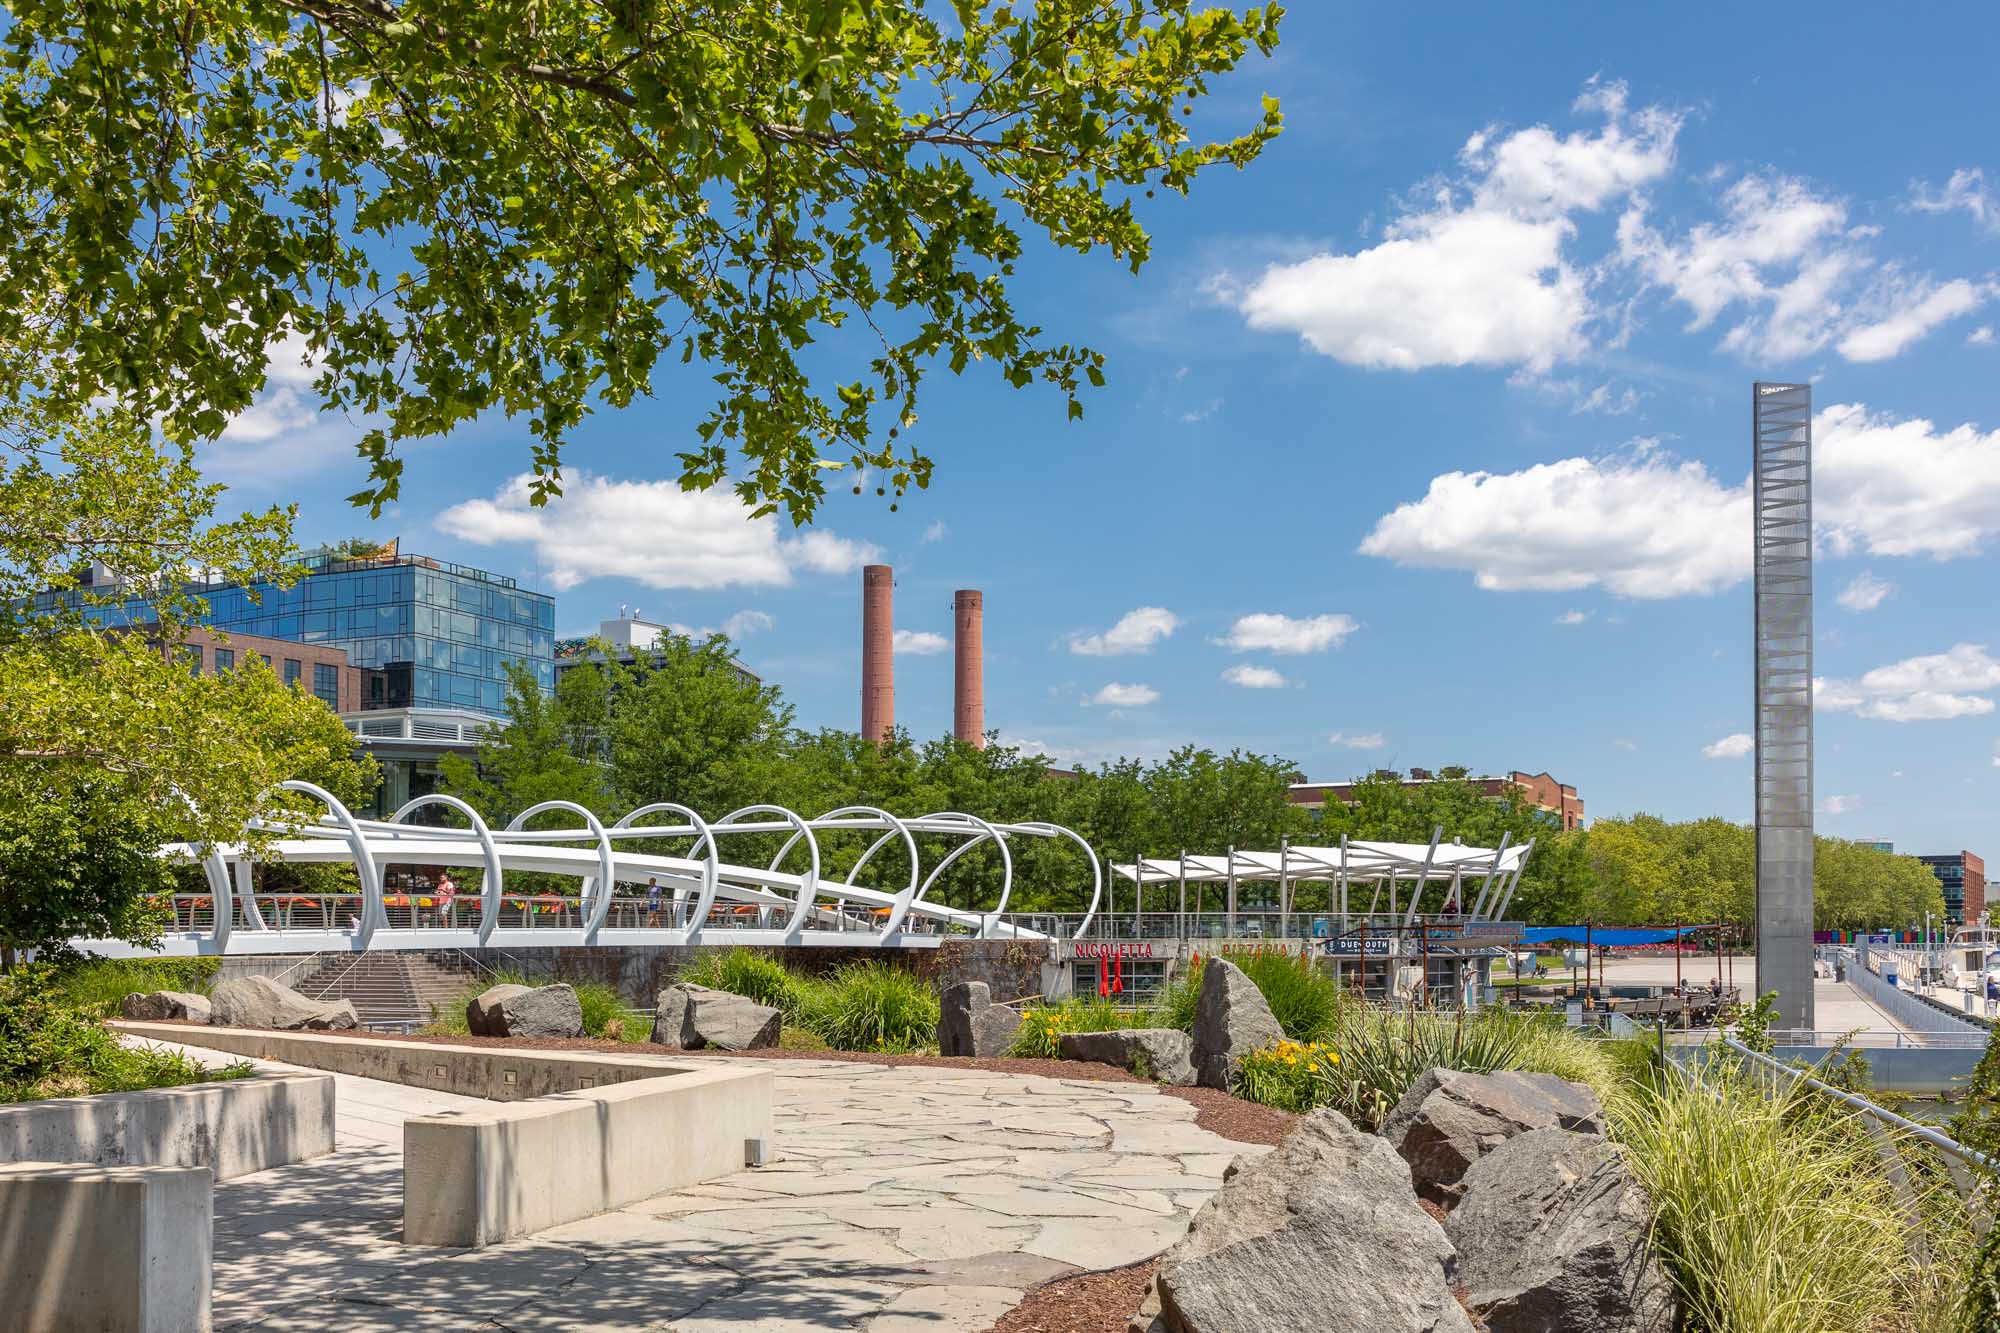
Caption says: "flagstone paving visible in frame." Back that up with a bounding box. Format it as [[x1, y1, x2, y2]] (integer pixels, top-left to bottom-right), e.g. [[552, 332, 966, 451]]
[[194, 1053, 1261, 1331]]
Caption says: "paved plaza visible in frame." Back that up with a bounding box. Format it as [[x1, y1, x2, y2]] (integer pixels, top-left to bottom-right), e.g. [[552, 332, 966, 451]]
[[143, 1042, 1255, 1331]]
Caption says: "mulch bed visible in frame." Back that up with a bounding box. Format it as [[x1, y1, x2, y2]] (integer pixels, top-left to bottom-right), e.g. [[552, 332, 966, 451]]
[[133, 1021, 1300, 1146], [985, 1259, 1159, 1333]]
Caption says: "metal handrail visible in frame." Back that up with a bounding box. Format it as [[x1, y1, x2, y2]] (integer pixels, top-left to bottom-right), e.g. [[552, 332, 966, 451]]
[[1715, 1036, 1994, 1201]]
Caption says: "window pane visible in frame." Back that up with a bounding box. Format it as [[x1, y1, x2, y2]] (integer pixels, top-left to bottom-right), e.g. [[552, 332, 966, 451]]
[[283, 658, 302, 686], [214, 648, 234, 673]]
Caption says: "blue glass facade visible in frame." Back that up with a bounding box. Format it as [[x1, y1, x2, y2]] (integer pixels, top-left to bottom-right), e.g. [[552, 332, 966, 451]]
[[78, 552, 554, 718]]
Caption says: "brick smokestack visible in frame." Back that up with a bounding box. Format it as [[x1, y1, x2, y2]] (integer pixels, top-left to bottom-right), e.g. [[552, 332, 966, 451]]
[[862, 564, 894, 743], [954, 589, 985, 748]]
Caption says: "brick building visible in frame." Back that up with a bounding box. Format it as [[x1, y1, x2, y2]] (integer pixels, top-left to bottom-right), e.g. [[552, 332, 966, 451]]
[[1918, 851, 1987, 927], [168, 627, 363, 713], [1288, 768, 1585, 831]]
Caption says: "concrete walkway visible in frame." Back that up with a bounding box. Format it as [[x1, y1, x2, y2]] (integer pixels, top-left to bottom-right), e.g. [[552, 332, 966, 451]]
[[148, 1044, 1253, 1331]]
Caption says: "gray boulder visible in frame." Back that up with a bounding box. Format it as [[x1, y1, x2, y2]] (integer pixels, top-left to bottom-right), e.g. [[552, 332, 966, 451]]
[[1059, 1028, 1196, 1085], [474, 982, 583, 1039], [1446, 1127, 1675, 1333], [466, 983, 530, 1036], [685, 988, 782, 1051], [120, 990, 212, 1023], [209, 975, 358, 1031], [1191, 958, 1285, 1091], [969, 1003, 1022, 1058], [651, 983, 781, 1050], [1154, 1109, 1474, 1333], [938, 980, 991, 1056], [1379, 1067, 1607, 1206]]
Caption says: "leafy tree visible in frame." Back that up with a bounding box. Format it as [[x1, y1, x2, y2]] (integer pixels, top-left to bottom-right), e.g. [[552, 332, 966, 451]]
[[1, 2, 1284, 520], [609, 634, 794, 815], [438, 659, 613, 822], [0, 409, 375, 963]]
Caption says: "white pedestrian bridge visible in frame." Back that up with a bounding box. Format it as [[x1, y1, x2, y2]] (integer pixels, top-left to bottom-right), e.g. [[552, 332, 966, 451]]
[[76, 781, 1104, 958]]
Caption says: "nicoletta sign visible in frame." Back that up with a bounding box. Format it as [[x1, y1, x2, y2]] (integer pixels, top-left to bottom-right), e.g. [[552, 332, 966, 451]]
[[1067, 941, 1157, 961]]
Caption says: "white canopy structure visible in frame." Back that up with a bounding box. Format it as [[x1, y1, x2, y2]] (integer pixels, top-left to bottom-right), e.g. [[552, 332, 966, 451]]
[[1111, 830, 1535, 930]]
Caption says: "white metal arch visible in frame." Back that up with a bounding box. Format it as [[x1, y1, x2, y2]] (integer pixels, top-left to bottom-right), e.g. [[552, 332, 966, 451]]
[[104, 787, 1107, 958]]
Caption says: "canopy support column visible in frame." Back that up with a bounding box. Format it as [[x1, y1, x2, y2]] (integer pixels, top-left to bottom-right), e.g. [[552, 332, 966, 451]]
[[1225, 844, 1237, 939]]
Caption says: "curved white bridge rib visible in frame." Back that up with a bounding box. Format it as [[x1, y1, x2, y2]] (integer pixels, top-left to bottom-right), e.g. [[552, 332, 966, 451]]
[[89, 786, 1103, 957]]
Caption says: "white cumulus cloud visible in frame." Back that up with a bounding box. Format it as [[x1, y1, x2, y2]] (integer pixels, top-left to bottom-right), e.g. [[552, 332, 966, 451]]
[[921, 520, 949, 543], [1329, 732, 1386, 750], [1069, 607, 1180, 657], [1222, 664, 1288, 689], [1556, 609, 1591, 625], [1703, 733, 1754, 759], [1836, 572, 1895, 613], [1816, 403, 2000, 560], [1229, 80, 1678, 373], [1619, 172, 1989, 362], [1088, 682, 1160, 708], [1359, 445, 1749, 597], [1218, 612, 1359, 654], [1815, 644, 2000, 721], [435, 472, 880, 591], [893, 630, 949, 656], [1360, 402, 2000, 597], [1820, 794, 1863, 816]]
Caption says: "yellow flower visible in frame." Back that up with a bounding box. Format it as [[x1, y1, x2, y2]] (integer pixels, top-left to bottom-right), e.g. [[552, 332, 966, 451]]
[[1283, 1054, 1297, 1065]]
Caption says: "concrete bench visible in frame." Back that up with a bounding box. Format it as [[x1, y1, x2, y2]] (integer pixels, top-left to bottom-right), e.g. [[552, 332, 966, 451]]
[[405, 1062, 772, 1246], [0, 1162, 211, 1332], [115, 1023, 776, 1248], [0, 1069, 334, 1180]]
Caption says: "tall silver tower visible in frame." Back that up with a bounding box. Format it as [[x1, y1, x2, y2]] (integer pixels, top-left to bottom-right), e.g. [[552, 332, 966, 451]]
[[1753, 382, 1815, 1029]]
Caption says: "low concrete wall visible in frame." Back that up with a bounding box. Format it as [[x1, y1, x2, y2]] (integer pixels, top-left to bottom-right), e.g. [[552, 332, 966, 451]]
[[0, 1069, 334, 1181], [115, 1022, 697, 1102], [404, 1062, 772, 1246], [111, 1025, 775, 1249], [0, 1162, 212, 1332], [1769, 1044, 1981, 1094]]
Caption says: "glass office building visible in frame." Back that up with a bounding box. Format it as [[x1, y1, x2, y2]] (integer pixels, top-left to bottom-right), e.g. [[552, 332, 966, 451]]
[[78, 549, 555, 718]]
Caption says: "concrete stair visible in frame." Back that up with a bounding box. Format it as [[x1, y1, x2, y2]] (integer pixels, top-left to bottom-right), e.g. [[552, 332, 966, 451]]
[[292, 953, 482, 1029]]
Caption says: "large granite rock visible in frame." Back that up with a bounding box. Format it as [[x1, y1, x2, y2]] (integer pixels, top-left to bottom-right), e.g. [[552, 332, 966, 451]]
[[938, 980, 991, 1056], [1446, 1127, 1675, 1333], [937, 980, 1020, 1057], [650, 983, 781, 1050], [472, 982, 583, 1039], [969, 1003, 1022, 1057], [1379, 1067, 1607, 1205], [1059, 1028, 1196, 1085], [209, 975, 358, 1031], [466, 983, 530, 1036], [1153, 1109, 1474, 1333], [1191, 959, 1284, 1091], [119, 990, 212, 1023]]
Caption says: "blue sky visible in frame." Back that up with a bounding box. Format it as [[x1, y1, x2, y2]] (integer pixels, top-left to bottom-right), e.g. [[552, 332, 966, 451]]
[[207, 4, 2000, 859]]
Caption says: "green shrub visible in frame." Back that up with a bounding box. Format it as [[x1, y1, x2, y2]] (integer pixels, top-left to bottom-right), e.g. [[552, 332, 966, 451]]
[[1152, 951, 1347, 1042], [1153, 958, 1204, 1032], [0, 967, 246, 1102], [802, 962, 939, 1053], [1228, 949, 1347, 1041], [46, 956, 221, 1018], [1234, 1037, 1344, 1112], [1010, 996, 1140, 1059], [1615, 1064, 1914, 1333], [679, 949, 816, 1019], [572, 981, 628, 1039]]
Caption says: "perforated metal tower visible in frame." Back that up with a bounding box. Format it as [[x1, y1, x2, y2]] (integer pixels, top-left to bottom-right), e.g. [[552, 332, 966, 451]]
[[1753, 382, 1815, 1030]]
